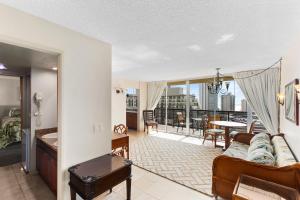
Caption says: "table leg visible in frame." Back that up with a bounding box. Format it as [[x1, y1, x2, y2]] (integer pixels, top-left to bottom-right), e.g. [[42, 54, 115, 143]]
[[70, 186, 76, 200], [127, 144, 129, 159], [224, 127, 230, 150], [126, 177, 132, 200]]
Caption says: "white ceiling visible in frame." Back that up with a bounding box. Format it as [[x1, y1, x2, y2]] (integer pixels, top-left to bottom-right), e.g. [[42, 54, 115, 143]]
[[1, 0, 300, 81]]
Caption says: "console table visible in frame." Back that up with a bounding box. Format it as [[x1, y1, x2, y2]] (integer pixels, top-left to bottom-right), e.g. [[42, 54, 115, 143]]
[[68, 154, 132, 200]]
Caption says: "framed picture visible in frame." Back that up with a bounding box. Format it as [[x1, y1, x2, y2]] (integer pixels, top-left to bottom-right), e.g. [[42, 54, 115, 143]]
[[285, 79, 299, 125]]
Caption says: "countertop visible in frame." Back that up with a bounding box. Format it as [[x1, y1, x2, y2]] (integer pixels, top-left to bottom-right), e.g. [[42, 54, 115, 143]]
[[36, 133, 58, 152]]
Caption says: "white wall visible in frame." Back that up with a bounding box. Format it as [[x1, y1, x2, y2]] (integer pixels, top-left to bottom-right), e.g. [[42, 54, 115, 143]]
[[0, 4, 111, 200], [112, 78, 147, 131], [0, 75, 20, 106], [30, 68, 57, 171], [280, 37, 300, 159], [111, 85, 126, 127]]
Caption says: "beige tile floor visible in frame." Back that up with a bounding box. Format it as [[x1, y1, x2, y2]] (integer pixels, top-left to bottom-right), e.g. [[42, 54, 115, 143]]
[[0, 130, 218, 200], [0, 163, 213, 200], [95, 165, 213, 200], [0, 163, 56, 200]]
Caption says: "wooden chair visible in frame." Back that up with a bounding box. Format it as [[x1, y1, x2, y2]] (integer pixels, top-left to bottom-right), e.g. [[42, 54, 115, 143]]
[[143, 110, 158, 134], [229, 120, 256, 138], [202, 115, 225, 148], [113, 124, 128, 135], [112, 124, 128, 157], [176, 112, 185, 132]]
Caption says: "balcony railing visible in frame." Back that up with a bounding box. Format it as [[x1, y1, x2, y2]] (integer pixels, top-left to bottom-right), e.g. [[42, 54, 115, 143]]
[[154, 108, 266, 133]]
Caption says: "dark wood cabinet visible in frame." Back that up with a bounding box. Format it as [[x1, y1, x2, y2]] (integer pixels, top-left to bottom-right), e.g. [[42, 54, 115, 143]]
[[36, 138, 57, 195], [126, 111, 137, 130]]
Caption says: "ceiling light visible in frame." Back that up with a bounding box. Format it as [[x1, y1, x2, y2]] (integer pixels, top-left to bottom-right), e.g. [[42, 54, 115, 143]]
[[52, 67, 58, 71], [0, 63, 7, 70]]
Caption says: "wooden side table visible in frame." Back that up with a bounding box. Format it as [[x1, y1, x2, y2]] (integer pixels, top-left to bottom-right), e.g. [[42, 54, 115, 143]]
[[68, 154, 132, 200], [233, 175, 299, 200]]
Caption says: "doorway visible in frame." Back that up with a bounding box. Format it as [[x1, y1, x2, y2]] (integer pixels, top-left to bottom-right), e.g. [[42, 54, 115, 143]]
[[126, 88, 139, 130], [0, 75, 23, 166]]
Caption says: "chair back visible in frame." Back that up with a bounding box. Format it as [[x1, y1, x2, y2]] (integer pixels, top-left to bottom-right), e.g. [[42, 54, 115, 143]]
[[143, 110, 155, 122], [248, 120, 256, 134], [207, 115, 221, 129], [113, 124, 128, 135], [176, 112, 185, 123]]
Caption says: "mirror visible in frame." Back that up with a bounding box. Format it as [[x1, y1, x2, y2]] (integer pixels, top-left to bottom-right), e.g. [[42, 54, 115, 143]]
[[285, 79, 299, 125]]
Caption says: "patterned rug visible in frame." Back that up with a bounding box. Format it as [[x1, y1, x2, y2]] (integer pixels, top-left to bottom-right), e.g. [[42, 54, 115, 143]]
[[129, 133, 222, 196]]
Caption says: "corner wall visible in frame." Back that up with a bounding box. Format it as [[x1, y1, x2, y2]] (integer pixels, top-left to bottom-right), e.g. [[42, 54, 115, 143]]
[[280, 38, 300, 159], [112, 79, 147, 132], [0, 4, 111, 200], [30, 68, 57, 171]]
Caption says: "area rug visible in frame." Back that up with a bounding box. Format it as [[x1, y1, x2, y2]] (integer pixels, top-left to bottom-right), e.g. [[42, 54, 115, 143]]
[[129, 133, 222, 196]]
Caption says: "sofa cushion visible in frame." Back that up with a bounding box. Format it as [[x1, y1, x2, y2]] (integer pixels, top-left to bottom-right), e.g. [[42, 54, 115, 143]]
[[246, 148, 275, 166], [223, 141, 249, 160], [248, 139, 274, 155], [272, 136, 296, 167], [250, 132, 270, 145]]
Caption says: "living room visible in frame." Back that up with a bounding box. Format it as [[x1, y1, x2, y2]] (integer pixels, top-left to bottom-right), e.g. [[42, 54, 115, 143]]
[[0, 1, 300, 200]]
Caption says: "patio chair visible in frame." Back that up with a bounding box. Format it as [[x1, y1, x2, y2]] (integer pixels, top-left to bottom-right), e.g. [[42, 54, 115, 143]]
[[143, 110, 158, 134], [202, 115, 225, 148], [229, 120, 256, 138], [176, 112, 185, 132]]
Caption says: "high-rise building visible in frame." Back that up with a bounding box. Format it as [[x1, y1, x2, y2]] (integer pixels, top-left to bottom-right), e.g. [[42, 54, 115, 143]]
[[198, 83, 208, 109], [208, 92, 218, 111], [156, 87, 199, 109], [221, 93, 235, 111], [198, 83, 219, 110], [241, 99, 248, 112]]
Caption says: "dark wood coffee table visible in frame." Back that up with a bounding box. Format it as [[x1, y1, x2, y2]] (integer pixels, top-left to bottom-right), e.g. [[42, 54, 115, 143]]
[[68, 154, 132, 200]]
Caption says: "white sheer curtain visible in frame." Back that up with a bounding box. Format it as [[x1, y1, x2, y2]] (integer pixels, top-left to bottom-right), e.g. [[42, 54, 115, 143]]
[[147, 81, 167, 110], [233, 68, 280, 134]]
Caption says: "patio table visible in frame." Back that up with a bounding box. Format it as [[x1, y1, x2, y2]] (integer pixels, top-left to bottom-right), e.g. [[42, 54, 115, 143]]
[[210, 121, 247, 150]]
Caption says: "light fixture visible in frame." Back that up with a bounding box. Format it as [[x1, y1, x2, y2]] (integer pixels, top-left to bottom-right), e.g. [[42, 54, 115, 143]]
[[295, 84, 300, 101], [207, 68, 229, 94], [52, 67, 58, 71], [277, 93, 285, 106], [0, 63, 7, 70]]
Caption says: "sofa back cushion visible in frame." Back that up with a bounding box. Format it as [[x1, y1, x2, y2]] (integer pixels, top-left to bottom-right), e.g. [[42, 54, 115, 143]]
[[246, 148, 275, 166], [272, 136, 297, 167], [247, 132, 275, 166], [250, 132, 270, 145], [248, 139, 274, 154]]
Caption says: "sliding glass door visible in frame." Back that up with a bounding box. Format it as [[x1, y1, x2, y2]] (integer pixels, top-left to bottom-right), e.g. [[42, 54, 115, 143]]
[[154, 79, 265, 136], [166, 83, 188, 134]]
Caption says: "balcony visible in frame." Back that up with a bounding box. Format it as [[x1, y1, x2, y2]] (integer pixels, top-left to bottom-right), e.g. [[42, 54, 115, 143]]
[[154, 108, 266, 136]]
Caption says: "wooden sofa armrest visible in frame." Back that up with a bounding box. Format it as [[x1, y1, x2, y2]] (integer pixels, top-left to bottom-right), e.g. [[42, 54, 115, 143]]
[[233, 133, 254, 145], [212, 155, 300, 199]]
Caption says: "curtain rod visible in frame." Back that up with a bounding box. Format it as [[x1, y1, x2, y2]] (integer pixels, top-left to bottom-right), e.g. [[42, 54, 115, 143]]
[[234, 58, 282, 79]]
